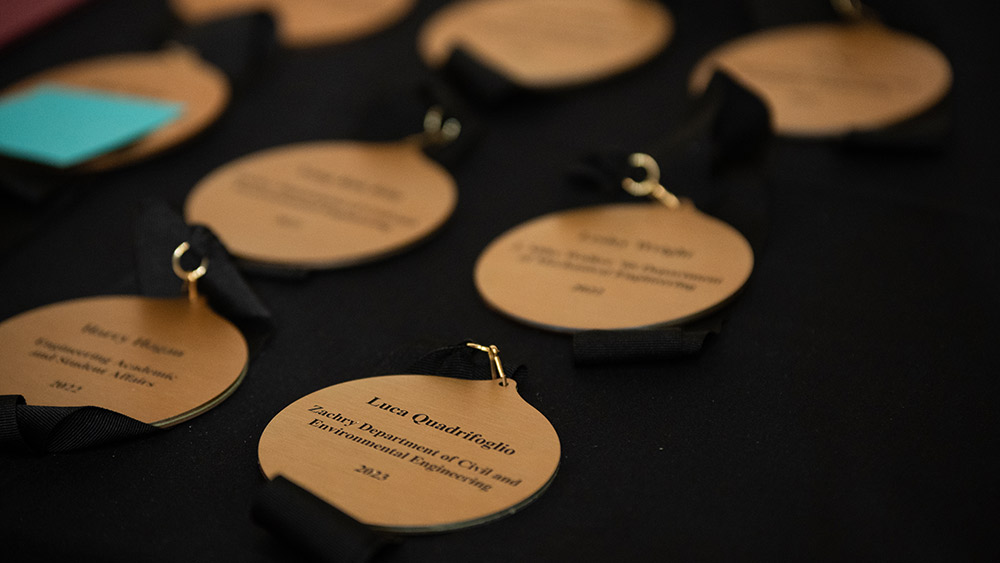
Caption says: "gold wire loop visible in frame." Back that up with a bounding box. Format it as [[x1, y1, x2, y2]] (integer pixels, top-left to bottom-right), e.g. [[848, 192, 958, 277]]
[[466, 342, 508, 387], [171, 242, 208, 302], [422, 106, 462, 147], [831, 0, 876, 21], [162, 40, 201, 59], [622, 153, 681, 210]]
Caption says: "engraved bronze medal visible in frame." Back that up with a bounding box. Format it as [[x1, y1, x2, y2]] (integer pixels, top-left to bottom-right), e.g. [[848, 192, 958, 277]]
[[0, 243, 249, 426], [475, 154, 754, 332], [258, 343, 560, 533], [185, 109, 460, 269], [418, 0, 674, 89], [689, 7, 951, 137]]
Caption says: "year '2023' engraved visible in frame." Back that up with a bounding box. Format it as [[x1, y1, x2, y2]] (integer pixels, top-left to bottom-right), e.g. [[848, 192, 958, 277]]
[[355, 464, 390, 481]]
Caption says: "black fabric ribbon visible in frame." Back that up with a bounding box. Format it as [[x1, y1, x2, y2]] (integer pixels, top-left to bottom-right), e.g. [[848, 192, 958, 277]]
[[0, 160, 87, 205], [570, 71, 773, 250], [0, 397, 158, 453], [0, 394, 159, 453], [132, 199, 274, 350], [573, 311, 727, 366], [0, 199, 272, 453], [568, 71, 772, 365], [251, 342, 521, 562], [354, 69, 483, 170], [168, 11, 276, 89], [440, 46, 524, 106], [573, 329, 711, 365], [252, 476, 400, 563]]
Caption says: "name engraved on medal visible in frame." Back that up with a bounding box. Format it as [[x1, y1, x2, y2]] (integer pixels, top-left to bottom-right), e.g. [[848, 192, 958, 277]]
[[0, 295, 248, 425], [185, 141, 457, 268], [230, 170, 419, 234], [82, 322, 185, 356], [300, 395, 523, 493]]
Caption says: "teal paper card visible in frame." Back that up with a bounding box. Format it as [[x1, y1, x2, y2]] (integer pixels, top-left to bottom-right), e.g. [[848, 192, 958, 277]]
[[0, 84, 183, 167]]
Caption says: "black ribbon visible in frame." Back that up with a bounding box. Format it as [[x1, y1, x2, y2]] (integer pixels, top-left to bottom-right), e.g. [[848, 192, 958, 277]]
[[439, 46, 524, 106], [573, 311, 727, 366], [0, 160, 88, 205], [568, 72, 772, 365], [354, 69, 484, 170], [0, 152, 90, 205], [252, 477, 400, 563], [167, 11, 276, 89], [0, 394, 160, 453], [570, 71, 773, 251], [0, 199, 272, 453], [132, 199, 274, 349], [251, 342, 521, 562]]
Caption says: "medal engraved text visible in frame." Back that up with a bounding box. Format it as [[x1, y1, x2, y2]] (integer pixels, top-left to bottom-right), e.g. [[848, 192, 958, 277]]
[[299, 396, 528, 494], [511, 231, 719, 294], [24, 322, 184, 390], [230, 166, 418, 233]]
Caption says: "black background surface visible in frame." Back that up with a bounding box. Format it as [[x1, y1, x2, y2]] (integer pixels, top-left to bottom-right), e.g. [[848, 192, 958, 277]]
[[2, 0, 998, 561]]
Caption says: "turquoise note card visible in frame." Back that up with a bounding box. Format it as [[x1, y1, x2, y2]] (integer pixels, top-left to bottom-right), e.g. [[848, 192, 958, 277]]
[[0, 84, 183, 167]]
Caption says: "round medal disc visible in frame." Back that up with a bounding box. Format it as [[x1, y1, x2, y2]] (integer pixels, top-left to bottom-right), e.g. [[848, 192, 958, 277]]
[[0, 296, 249, 427], [1, 48, 230, 171], [258, 374, 560, 532], [418, 0, 674, 89], [689, 22, 952, 137], [185, 140, 458, 269], [170, 0, 415, 47], [474, 202, 754, 332]]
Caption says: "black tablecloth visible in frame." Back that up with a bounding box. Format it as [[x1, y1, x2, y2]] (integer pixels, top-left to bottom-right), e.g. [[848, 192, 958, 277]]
[[2, 1, 998, 561]]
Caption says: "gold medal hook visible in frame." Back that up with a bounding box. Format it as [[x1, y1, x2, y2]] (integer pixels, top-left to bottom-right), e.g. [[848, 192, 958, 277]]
[[622, 153, 681, 210], [466, 342, 508, 387], [831, 0, 877, 21], [422, 106, 462, 147], [162, 40, 200, 59], [171, 242, 209, 302]]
